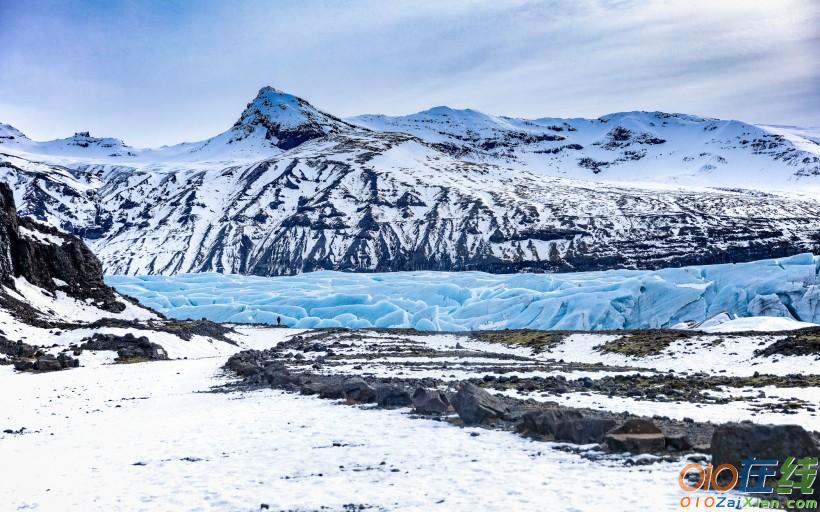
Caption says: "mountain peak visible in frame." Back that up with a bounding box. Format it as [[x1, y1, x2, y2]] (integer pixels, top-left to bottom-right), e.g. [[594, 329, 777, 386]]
[[0, 123, 29, 143], [255, 85, 291, 98], [420, 106, 481, 116], [229, 86, 354, 150], [237, 87, 319, 129], [57, 131, 129, 150], [249, 86, 309, 112]]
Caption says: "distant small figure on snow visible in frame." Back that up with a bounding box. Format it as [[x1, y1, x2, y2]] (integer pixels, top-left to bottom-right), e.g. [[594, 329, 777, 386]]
[[277, 316, 281, 326]]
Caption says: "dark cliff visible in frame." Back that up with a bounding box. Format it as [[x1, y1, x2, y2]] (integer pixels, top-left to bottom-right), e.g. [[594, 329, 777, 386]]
[[0, 182, 124, 313]]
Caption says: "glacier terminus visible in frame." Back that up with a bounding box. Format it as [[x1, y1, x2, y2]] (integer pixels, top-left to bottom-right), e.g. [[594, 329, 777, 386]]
[[108, 253, 820, 331]]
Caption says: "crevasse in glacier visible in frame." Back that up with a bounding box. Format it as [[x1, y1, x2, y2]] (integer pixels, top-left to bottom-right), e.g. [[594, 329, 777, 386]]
[[106, 253, 820, 331]]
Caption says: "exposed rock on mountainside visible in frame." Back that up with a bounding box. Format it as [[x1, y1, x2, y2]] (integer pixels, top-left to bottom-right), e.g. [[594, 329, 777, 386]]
[[227, 86, 359, 151], [0, 180, 243, 372], [0, 182, 123, 312], [2, 88, 820, 276]]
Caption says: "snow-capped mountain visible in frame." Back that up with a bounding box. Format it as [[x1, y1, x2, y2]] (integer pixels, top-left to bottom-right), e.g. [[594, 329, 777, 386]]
[[1, 87, 360, 165], [0, 123, 135, 158], [2, 87, 820, 276], [350, 109, 820, 188], [150, 86, 362, 162]]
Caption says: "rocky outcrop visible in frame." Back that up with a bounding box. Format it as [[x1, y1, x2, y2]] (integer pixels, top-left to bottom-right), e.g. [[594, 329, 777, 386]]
[[30, 353, 79, 372], [0, 335, 38, 360], [3, 336, 80, 372], [78, 333, 168, 362], [0, 182, 123, 312]]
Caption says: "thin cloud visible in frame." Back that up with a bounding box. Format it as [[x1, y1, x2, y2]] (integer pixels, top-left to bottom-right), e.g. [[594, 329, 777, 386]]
[[0, 0, 817, 146]]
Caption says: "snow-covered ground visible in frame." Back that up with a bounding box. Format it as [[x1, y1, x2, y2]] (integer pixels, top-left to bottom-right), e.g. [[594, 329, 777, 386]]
[[0, 328, 689, 512], [108, 253, 820, 331], [268, 329, 820, 430], [523, 386, 819, 426], [698, 316, 818, 333], [545, 333, 819, 378], [8, 276, 157, 324]]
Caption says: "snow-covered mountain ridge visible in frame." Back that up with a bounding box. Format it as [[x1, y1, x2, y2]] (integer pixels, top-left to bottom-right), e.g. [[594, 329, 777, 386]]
[[2, 87, 820, 276], [350, 109, 820, 188]]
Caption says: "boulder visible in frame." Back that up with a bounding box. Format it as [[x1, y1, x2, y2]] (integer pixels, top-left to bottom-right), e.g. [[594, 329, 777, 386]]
[[34, 355, 62, 372], [318, 382, 346, 399], [609, 419, 662, 435], [375, 385, 413, 408], [298, 381, 323, 395], [452, 383, 509, 425], [606, 432, 666, 453], [712, 423, 819, 468], [343, 377, 376, 403], [665, 434, 693, 452], [712, 423, 820, 499], [12, 360, 34, 371], [412, 387, 450, 415], [57, 352, 79, 368], [554, 418, 617, 444], [224, 351, 264, 377], [516, 408, 583, 437], [263, 367, 302, 389], [227, 359, 259, 377], [605, 418, 665, 453]]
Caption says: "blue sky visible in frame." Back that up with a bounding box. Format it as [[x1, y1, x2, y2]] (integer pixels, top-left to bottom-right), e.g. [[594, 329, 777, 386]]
[[1, 0, 818, 147]]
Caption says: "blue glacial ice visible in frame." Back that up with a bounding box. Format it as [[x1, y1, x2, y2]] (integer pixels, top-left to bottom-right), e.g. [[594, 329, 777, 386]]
[[106, 253, 820, 331]]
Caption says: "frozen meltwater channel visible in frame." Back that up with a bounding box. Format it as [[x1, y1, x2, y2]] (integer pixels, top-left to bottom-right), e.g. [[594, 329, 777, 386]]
[[0, 329, 684, 511], [108, 254, 820, 331]]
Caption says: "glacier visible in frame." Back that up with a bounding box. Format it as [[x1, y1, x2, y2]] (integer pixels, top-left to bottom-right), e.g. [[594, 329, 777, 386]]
[[106, 253, 820, 331]]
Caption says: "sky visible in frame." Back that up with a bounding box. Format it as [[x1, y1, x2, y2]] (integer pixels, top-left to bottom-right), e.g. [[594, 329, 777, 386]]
[[1, 0, 818, 147]]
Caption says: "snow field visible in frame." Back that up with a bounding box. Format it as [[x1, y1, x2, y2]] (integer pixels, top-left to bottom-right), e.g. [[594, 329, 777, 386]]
[[0, 328, 688, 512]]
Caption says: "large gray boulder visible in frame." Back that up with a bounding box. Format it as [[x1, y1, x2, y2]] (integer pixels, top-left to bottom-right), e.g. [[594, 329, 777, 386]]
[[516, 408, 582, 437], [318, 382, 346, 399], [412, 388, 450, 415], [375, 384, 412, 408], [605, 418, 666, 453], [452, 383, 510, 425], [33, 355, 62, 372], [711, 423, 819, 498], [343, 377, 376, 403], [712, 423, 819, 468], [554, 418, 617, 444]]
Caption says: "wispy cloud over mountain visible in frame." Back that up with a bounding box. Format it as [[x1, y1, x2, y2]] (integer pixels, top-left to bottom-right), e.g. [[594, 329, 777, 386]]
[[1, 0, 817, 146]]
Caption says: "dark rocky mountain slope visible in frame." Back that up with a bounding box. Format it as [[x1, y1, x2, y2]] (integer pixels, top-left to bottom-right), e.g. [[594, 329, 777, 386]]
[[0, 182, 122, 312]]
